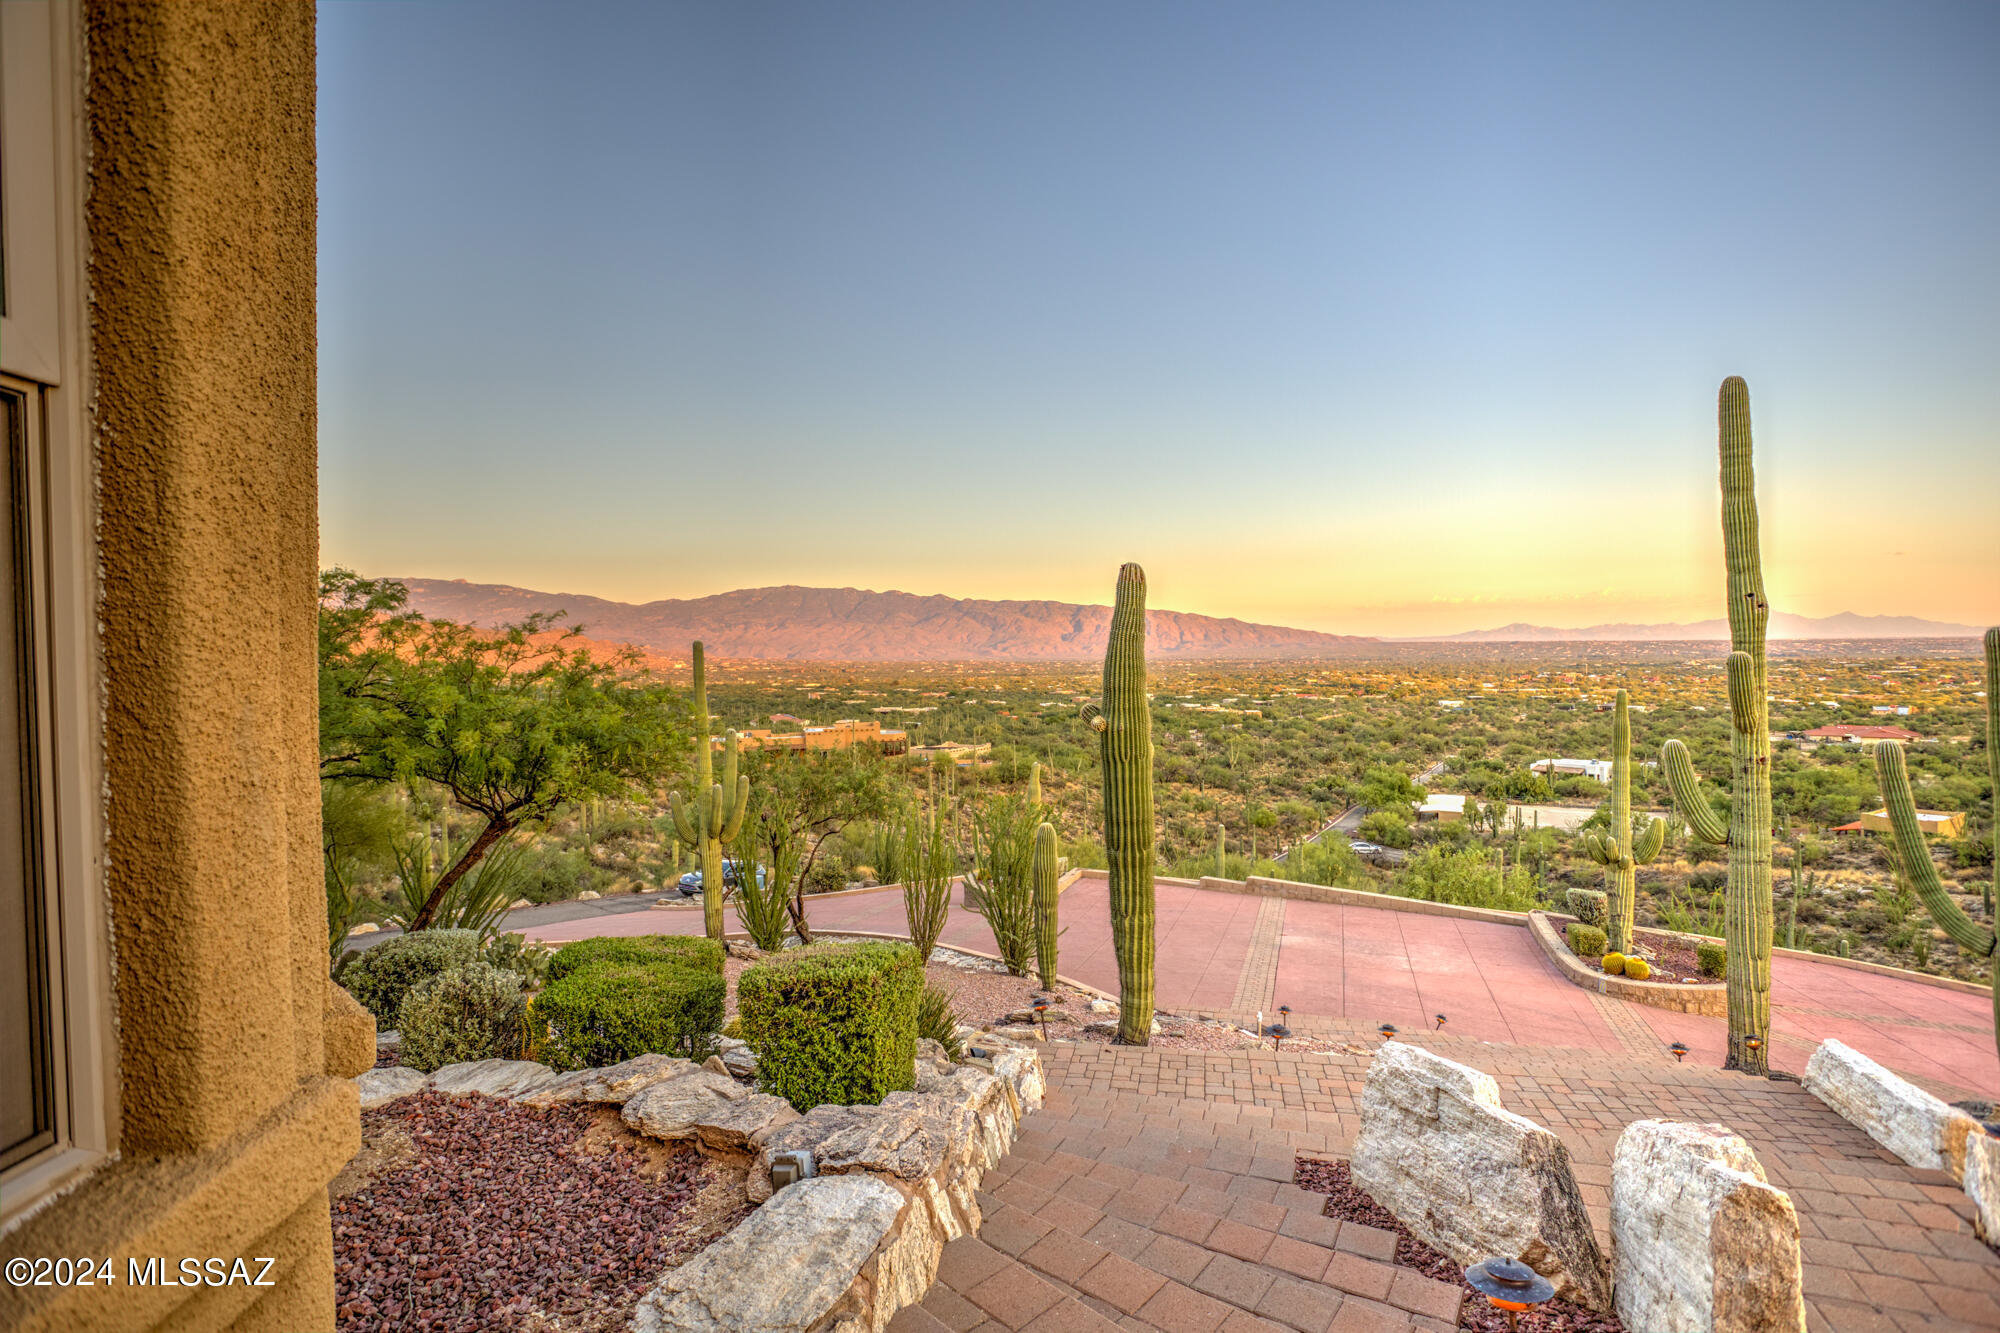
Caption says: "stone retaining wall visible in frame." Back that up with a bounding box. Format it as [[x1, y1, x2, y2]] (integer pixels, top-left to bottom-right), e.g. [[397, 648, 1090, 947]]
[[1528, 910, 1729, 1017]]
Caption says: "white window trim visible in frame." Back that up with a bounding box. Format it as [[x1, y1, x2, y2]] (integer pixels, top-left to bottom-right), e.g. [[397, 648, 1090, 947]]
[[0, 0, 115, 1235]]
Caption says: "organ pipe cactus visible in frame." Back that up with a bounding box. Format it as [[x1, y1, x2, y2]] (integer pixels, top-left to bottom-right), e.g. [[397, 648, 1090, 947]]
[[1033, 822, 1062, 990], [1872, 628, 1998, 1062], [1583, 689, 1665, 955], [1080, 563, 1156, 1044], [669, 641, 750, 941], [1659, 378, 1775, 1074]]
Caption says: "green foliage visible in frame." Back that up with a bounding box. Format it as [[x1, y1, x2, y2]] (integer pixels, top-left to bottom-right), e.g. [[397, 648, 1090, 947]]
[[900, 807, 955, 963], [397, 961, 531, 1073], [966, 793, 1041, 975], [1083, 563, 1156, 1045], [322, 779, 410, 966], [545, 933, 724, 984], [1697, 939, 1728, 978], [338, 929, 483, 1030], [669, 643, 751, 941], [739, 941, 923, 1111], [1564, 888, 1609, 929], [317, 568, 686, 933], [481, 932, 554, 987], [1032, 822, 1063, 989], [737, 813, 802, 952], [1356, 766, 1426, 816], [385, 830, 531, 938], [1357, 809, 1414, 849], [1398, 845, 1539, 911], [534, 961, 726, 1069], [1567, 923, 1608, 959], [917, 980, 963, 1061], [743, 743, 900, 942]]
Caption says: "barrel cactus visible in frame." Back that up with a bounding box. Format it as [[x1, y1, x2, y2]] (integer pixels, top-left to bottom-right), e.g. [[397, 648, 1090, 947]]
[[669, 641, 750, 941], [1660, 378, 1775, 1074], [1584, 690, 1666, 955], [1872, 627, 1997, 1063], [1080, 563, 1156, 1044]]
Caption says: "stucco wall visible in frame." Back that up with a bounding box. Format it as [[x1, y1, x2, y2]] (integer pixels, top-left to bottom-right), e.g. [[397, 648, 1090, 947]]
[[2, 4, 356, 1331]]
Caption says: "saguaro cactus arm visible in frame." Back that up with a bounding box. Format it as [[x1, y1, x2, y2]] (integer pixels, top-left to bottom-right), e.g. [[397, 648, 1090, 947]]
[[1726, 651, 1761, 737], [1632, 816, 1666, 864], [1080, 702, 1105, 731], [1874, 747, 1995, 959], [669, 789, 698, 845], [1661, 740, 1730, 845]]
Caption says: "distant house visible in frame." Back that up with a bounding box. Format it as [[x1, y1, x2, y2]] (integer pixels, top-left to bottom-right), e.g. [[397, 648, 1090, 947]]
[[1437, 699, 1466, 710], [1532, 757, 1613, 783], [1870, 705, 1913, 716], [1801, 724, 1927, 745], [1855, 808, 1966, 839], [1417, 793, 1467, 823], [725, 718, 909, 756]]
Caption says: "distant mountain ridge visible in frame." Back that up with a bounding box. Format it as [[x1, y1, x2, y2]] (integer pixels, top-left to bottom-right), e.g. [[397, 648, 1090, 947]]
[[393, 578, 1392, 661], [1408, 611, 1984, 642]]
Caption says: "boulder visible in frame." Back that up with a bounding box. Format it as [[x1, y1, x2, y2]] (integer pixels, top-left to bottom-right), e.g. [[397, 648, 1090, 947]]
[[509, 898, 533, 910], [576, 890, 601, 901], [1962, 1130, 2000, 1246], [1611, 1120, 1805, 1333], [989, 1047, 1044, 1115], [513, 1052, 692, 1107], [1088, 997, 1117, 1014], [354, 1065, 427, 1110], [1351, 1043, 1611, 1312], [1803, 1039, 1985, 1175], [693, 1093, 801, 1155], [428, 1058, 559, 1100], [632, 1174, 905, 1333], [702, 1054, 731, 1076], [347, 921, 379, 935], [622, 1069, 750, 1139]]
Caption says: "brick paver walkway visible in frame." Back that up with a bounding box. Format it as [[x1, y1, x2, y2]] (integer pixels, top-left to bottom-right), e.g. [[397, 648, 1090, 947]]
[[894, 1035, 2000, 1333]]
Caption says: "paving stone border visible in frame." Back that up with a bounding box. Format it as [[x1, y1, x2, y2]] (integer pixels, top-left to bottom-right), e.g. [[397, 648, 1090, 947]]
[[351, 1034, 1044, 1332], [1527, 909, 1729, 1017]]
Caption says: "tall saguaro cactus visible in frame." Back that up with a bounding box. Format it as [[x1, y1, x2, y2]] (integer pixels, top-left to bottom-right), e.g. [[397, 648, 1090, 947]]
[[1081, 563, 1156, 1044], [1032, 822, 1062, 990], [1584, 690, 1666, 954], [1660, 377, 1775, 1074], [670, 641, 750, 941], [1873, 628, 1998, 1062]]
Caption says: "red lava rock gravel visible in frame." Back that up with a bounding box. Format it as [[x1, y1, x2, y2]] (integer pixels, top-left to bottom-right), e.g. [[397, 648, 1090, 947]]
[[334, 1092, 744, 1332], [1295, 1157, 1625, 1333]]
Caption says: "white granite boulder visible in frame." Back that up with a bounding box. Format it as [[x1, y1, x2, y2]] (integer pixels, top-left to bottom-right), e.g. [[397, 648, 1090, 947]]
[[514, 1052, 693, 1107], [1962, 1129, 2000, 1246], [1803, 1039, 1984, 1174], [428, 1058, 559, 1100], [354, 1065, 427, 1110], [621, 1067, 798, 1155], [1611, 1120, 1805, 1333], [632, 1174, 905, 1333], [1351, 1043, 1611, 1312]]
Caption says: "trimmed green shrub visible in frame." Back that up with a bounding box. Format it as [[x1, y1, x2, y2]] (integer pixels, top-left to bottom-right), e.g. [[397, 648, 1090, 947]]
[[338, 929, 482, 1030], [1566, 923, 1607, 959], [1601, 951, 1626, 976], [481, 932, 554, 987], [534, 962, 725, 1069], [1564, 888, 1608, 929], [546, 933, 724, 984], [739, 940, 922, 1111], [397, 962, 531, 1073], [1696, 939, 1727, 977], [1624, 957, 1652, 980], [917, 980, 962, 1061]]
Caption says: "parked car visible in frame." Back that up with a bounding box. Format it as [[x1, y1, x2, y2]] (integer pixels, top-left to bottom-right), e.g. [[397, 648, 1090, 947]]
[[676, 860, 764, 897], [1349, 841, 1383, 854]]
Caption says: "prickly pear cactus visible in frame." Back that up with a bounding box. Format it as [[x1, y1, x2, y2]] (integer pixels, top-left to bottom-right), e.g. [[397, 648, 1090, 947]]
[[1660, 378, 1775, 1074], [669, 641, 750, 940], [1584, 690, 1666, 954], [1080, 563, 1156, 1044]]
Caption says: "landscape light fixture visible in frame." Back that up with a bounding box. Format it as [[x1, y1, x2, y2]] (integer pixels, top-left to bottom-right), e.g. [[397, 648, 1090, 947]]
[[1378, 1023, 1398, 1040], [1744, 1034, 1765, 1057], [1669, 1041, 1690, 1063], [1032, 995, 1049, 1039], [1433, 1013, 1447, 1031], [768, 1148, 816, 1191], [1464, 1257, 1555, 1331]]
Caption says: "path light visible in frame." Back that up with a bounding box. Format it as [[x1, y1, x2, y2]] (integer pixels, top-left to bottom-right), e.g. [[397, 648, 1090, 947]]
[[1433, 1013, 1447, 1031], [1669, 1041, 1689, 1063], [1378, 1023, 1398, 1040], [1032, 995, 1049, 1040], [1744, 1034, 1765, 1058], [1464, 1256, 1554, 1331]]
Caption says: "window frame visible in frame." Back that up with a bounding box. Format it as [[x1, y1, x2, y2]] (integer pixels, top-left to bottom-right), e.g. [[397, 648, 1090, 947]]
[[0, 0, 116, 1235]]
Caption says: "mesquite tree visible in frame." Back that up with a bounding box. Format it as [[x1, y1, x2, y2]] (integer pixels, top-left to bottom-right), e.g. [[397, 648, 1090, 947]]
[[1659, 378, 1776, 1074]]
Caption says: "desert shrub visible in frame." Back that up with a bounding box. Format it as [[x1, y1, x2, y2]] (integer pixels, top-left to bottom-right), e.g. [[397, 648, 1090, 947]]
[[1601, 952, 1626, 976], [1566, 923, 1607, 959], [534, 962, 725, 1069], [739, 940, 922, 1111], [481, 932, 554, 987], [546, 934, 724, 984], [1564, 888, 1608, 928], [916, 980, 962, 1061], [338, 929, 482, 1030], [1399, 846, 1537, 911], [1357, 810, 1413, 849], [1624, 957, 1652, 980], [1686, 867, 1727, 892], [397, 962, 531, 1072], [1696, 940, 1727, 977]]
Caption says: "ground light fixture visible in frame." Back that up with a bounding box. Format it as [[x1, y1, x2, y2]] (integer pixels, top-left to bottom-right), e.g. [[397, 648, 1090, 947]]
[[1464, 1256, 1555, 1331], [1433, 1013, 1447, 1031], [1669, 1041, 1690, 1063], [1744, 1033, 1765, 1058], [1378, 1023, 1398, 1040], [1032, 995, 1049, 1039]]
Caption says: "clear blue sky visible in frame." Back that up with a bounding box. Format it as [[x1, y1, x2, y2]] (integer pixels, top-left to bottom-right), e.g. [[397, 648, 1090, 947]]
[[318, 1, 1998, 636]]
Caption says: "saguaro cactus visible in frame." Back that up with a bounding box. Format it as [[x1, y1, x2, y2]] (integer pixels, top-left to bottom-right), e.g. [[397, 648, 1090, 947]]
[[1081, 563, 1156, 1044], [1027, 760, 1042, 809], [1216, 826, 1227, 878], [1033, 822, 1062, 990], [1584, 690, 1665, 954], [1660, 377, 1775, 1074], [669, 641, 750, 941], [1873, 628, 1998, 1062]]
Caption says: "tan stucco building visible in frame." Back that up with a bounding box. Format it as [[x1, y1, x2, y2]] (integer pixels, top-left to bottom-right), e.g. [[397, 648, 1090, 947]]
[[2, 4, 371, 1330]]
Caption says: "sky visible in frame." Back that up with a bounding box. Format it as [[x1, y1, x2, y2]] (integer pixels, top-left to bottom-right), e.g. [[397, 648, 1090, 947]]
[[317, 2, 1999, 638]]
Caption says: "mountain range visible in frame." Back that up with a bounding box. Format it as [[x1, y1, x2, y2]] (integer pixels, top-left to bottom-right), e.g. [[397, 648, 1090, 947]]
[[391, 578, 1984, 660]]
